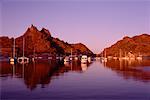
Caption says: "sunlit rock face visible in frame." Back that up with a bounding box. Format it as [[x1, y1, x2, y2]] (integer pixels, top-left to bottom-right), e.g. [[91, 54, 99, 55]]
[[100, 34, 150, 57], [0, 25, 93, 57]]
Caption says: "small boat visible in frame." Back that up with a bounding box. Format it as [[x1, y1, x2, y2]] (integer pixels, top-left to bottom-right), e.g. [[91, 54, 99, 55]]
[[101, 49, 107, 62], [17, 37, 29, 64], [122, 57, 129, 60], [81, 55, 88, 63], [69, 56, 73, 61], [59, 56, 63, 61], [56, 56, 60, 60], [113, 57, 118, 60], [88, 57, 91, 63], [64, 56, 70, 62], [18, 57, 29, 64], [9, 38, 17, 64], [74, 56, 78, 60], [96, 57, 101, 60], [136, 52, 142, 60], [10, 57, 15, 62], [48, 57, 52, 60], [137, 56, 142, 60], [104, 49, 107, 62], [69, 48, 73, 61], [101, 57, 107, 62]]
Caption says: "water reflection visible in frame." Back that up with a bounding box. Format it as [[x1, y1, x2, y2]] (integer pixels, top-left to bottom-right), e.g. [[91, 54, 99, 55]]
[[101, 59, 150, 82], [1, 59, 150, 91], [0, 61, 92, 90]]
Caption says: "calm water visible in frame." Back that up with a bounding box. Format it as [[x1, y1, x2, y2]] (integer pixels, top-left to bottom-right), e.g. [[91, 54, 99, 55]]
[[0, 59, 150, 100]]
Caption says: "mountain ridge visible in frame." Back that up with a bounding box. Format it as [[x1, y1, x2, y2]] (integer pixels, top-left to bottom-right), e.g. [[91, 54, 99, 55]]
[[0, 25, 93, 57], [100, 34, 150, 57]]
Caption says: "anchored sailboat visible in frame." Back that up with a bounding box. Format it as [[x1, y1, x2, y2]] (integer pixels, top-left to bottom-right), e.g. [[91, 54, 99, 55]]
[[10, 38, 17, 64], [17, 37, 29, 64], [101, 49, 107, 62]]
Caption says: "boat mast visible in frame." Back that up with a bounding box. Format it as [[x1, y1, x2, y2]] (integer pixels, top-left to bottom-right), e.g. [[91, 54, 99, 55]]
[[23, 37, 24, 57], [119, 49, 122, 58], [71, 48, 72, 58], [104, 49, 106, 58], [33, 47, 35, 58], [13, 38, 15, 58]]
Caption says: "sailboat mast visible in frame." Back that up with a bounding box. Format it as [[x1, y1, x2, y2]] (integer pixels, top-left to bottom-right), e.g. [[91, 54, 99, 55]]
[[71, 48, 72, 58], [104, 49, 106, 58], [13, 38, 15, 58], [33, 48, 35, 57], [119, 49, 122, 58], [23, 37, 24, 57]]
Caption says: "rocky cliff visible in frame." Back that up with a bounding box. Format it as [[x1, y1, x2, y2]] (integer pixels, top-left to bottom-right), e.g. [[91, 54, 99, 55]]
[[100, 34, 150, 57], [0, 25, 93, 57]]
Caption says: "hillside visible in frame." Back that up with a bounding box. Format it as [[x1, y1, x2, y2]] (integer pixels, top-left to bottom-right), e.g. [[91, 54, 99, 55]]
[[0, 25, 93, 57], [100, 34, 150, 57]]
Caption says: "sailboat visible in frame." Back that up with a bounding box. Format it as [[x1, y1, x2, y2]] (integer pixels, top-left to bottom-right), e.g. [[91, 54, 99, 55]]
[[113, 54, 117, 60], [101, 49, 107, 62], [69, 48, 73, 61], [9, 38, 17, 64], [81, 55, 88, 63], [17, 37, 29, 64], [119, 49, 122, 61], [104, 49, 107, 62], [136, 52, 142, 60], [32, 48, 35, 62]]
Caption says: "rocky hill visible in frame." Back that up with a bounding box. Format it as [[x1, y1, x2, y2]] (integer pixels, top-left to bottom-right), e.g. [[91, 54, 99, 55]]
[[100, 34, 150, 57], [0, 25, 93, 57]]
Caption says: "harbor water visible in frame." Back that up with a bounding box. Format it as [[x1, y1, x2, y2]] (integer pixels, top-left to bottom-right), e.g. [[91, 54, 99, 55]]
[[0, 59, 150, 100]]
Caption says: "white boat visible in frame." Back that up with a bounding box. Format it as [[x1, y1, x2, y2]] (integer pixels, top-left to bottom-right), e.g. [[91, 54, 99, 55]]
[[64, 56, 70, 62], [69, 57, 73, 61], [74, 56, 78, 60], [10, 58, 15, 62], [136, 56, 142, 60], [113, 57, 118, 60], [59, 56, 63, 61], [101, 49, 107, 62], [48, 57, 52, 60], [136, 53, 142, 60], [81, 55, 88, 63], [38, 56, 42, 59], [122, 57, 129, 60], [88, 57, 91, 63], [101, 57, 107, 62], [119, 49, 123, 61], [104, 49, 107, 61], [96, 57, 101, 60], [9, 38, 16, 64], [69, 48, 73, 61], [18, 57, 29, 64], [18, 37, 29, 64]]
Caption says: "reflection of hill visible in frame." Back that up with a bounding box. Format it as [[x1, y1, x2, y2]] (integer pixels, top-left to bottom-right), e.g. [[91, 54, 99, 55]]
[[103, 59, 150, 82], [0, 61, 91, 90]]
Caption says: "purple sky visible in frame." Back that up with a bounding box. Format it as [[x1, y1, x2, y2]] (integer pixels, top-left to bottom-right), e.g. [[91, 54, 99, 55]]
[[1, 0, 150, 53]]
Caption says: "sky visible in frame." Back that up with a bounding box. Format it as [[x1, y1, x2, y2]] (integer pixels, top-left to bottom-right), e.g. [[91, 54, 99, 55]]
[[0, 0, 150, 53]]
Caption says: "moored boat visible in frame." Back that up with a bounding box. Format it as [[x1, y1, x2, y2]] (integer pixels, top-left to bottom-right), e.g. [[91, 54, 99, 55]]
[[81, 55, 88, 63]]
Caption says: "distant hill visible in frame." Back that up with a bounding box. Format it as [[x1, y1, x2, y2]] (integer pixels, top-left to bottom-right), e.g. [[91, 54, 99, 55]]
[[0, 25, 93, 57], [100, 34, 150, 57]]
